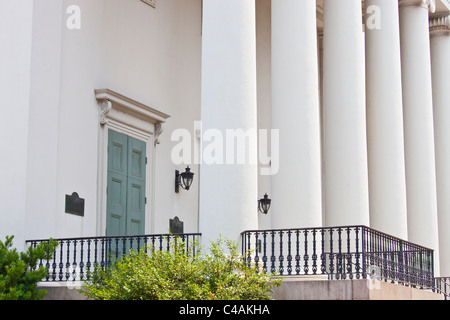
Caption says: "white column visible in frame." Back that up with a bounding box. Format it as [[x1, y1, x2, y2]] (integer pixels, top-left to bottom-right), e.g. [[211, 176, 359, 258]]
[[430, 12, 450, 276], [322, 0, 370, 227], [399, 0, 440, 274], [365, 0, 408, 240], [271, 0, 322, 229], [199, 0, 258, 244]]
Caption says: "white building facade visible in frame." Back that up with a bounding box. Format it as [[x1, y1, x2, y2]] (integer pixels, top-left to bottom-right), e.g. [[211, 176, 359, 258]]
[[1, 0, 450, 279]]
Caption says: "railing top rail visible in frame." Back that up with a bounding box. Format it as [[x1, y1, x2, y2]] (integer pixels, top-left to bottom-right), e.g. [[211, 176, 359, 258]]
[[26, 233, 202, 243], [436, 277, 450, 281], [241, 225, 434, 252], [240, 224, 367, 235]]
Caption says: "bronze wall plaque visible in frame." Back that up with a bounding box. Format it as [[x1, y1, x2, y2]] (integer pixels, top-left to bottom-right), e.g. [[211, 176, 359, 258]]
[[65, 192, 85, 217], [170, 216, 184, 234]]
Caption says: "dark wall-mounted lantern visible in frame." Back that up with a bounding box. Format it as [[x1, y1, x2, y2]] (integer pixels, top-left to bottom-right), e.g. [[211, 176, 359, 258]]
[[258, 193, 271, 214], [175, 166, 194, 193]]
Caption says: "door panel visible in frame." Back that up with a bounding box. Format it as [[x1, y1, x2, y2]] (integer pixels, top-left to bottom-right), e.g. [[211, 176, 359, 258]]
[[128, 136, 146, 181], [108, 131, 128, 176], [106, 172, 127, 236], [127, 178, 145, 236]]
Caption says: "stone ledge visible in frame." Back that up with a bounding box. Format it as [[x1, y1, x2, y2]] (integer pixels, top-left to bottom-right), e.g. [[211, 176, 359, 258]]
[[271, 279, 444, 300], [38, 278, 444, 300], [38, 283, 89, 300]]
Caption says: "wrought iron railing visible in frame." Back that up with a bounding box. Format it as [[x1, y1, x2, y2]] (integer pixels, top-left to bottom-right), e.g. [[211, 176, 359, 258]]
[[26, 227, 448, 299], [435, 277, 450, 300], [241, 226, 435, 290], [26, 233, 201, 283]]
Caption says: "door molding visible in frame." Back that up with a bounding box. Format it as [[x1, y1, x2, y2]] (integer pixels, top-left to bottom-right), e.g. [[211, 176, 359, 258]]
[[95, 88, 170, 236]]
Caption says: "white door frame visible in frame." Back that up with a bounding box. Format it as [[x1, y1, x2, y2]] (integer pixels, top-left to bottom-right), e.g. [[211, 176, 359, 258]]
[[95, 88, 170, 236]]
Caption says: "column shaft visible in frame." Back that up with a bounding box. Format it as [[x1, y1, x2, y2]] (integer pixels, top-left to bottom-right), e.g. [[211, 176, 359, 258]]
[[430, 13, 450, 276], [399, 0, 440, 274], [271, 0, 322, 229], [322, 0, 370, 226], [365, 0, 408, 239], [199, 0, 258, 244]]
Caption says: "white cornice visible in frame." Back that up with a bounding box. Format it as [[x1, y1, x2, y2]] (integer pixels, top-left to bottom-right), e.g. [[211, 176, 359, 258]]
[[430, 12, 450, 34], [95, 88, 170, 124], [399, 0, 436, 12], [94, 88, 170, 138]]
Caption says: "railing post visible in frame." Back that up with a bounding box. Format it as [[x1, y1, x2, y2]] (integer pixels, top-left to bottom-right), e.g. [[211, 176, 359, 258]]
[[361, 227, 366, 279], [247, 231, 252, 268], [329, 228, 335, 280], [254, 231, 260, 272], [287, 230, 292, 275], [346, 227, 352, 279], [312, 229, 318, 275], [337, 227, 343, 279], [304, 230, 309, 275], [51, 244, 57, 281], [295, 230, 300, 275], [270, 231, 276, 275], [398, 240, 404, 285], [241, 232, 245, 262], [430, 250, 435, 290], [72, 239, 78, 282], [65, 240, 71, 281], [279, 231, 284, 276], [355, 226, 360, 279], [262, 231, 267, 273], [320, 228, 326, 275]]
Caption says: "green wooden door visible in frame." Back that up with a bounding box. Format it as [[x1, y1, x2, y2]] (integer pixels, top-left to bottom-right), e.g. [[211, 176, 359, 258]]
[[106, 129, 146, 237]]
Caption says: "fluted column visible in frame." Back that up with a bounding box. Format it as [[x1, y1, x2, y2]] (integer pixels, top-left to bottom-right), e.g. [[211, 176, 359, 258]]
[[271, 0, 322, 229], [322, 0, 370, 227], [399, 0, 440, 274], [430, 12, 450, 276], [365, 0, 408, 240], [199, 0, 258, 244]]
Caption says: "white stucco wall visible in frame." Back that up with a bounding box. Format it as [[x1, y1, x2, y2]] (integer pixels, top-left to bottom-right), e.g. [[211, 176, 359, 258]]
[[2, 0, 272, 246], [20, 0, 202, 242], [0, 0, 34, 249]]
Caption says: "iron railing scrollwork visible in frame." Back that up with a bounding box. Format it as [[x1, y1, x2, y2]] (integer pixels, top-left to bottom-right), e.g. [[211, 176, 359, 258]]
[[26, 233, 201, 283], [241, 226, 435, 291], [25, 226, 448, 300]]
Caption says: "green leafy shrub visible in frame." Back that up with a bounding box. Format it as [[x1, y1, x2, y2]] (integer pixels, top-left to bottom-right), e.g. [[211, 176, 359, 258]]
[[81, 237, 282, 300], [0, 236, 58, 300]]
